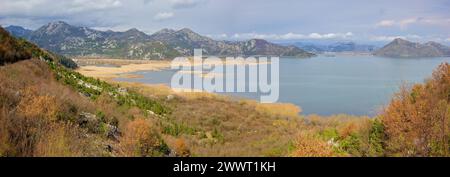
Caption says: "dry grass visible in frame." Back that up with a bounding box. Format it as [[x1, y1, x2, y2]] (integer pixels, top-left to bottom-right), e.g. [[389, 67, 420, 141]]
[[0, 59, 107, 156], [75, 60, 170, 79], [122, 83, 304, 156]]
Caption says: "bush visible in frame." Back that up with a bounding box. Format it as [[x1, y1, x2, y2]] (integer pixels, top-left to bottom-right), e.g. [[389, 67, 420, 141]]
[[173, 138, 191, 157], [291, 132, 338, 157], [367, 119, 385, 156], [16, 86, 59, 121], [381, 63, 449, 156], [119, 118, 169, 156]]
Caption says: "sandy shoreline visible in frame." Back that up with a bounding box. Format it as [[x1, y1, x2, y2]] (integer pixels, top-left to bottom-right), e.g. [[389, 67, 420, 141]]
[[75, 58, 269, 79], [75, 59, 171, 79]]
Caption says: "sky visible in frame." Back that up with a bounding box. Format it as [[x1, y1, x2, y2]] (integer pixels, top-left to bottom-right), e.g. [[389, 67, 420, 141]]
[[0, 0, 449, 45]]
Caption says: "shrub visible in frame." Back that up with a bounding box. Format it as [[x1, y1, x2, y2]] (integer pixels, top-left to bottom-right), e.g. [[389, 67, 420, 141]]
[[381, 63, 449, 156], [367, 119, 385, 156], [291, 132, 338, 157], [173, 138, 191, 157], [119, 118, 169, 157], [16, 86, 59, 121]]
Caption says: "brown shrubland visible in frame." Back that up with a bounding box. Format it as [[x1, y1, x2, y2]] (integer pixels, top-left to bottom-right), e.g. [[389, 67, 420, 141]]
[[381, 63, 449, 156]]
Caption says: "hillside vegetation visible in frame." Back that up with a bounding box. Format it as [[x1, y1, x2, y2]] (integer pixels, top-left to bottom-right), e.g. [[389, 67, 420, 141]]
[[291, 63, 449, 157], [1, 27, 77, 68], [0, 28, 309, 156], [1, 26, 449, 157]]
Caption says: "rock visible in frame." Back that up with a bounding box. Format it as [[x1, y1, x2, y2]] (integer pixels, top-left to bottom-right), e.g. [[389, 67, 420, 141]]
[[105, 124, 120, 140], [78, 112, 100, 132]]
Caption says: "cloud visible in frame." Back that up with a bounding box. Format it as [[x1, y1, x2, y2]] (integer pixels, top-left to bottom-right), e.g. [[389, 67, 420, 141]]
[[375, 20, 395, 27], [228, 32, 353, 40], [154, 12, 174, 21], [369, 34, 422, 41], [169, 0, 205, 9], [206, 33, 228, 39], [0, 0, 122, 16], [68, 0, 122, 13], [376, 17, 450, 29], [143, 0, 154, 4]]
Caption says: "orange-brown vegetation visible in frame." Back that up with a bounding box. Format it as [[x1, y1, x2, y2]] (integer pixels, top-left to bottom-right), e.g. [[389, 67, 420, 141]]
[[381, 63, 449, 156], [291, 131, 337, 157], [173, 138, 191, 157], [1, 26, 448, 157], [119, 118, 169, 157], [0, 60, 103, 156], [291, 62, 449, 157]]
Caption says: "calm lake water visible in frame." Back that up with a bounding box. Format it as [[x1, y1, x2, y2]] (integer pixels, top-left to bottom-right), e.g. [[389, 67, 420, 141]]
[[116, 56, 450, 116]]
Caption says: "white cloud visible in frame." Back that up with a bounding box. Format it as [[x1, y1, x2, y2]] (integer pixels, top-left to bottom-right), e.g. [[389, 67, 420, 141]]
[[369, 34, 422, 42], [370, 35, 405, 42], [229, 32, 353, 40], [68, 0, 122, 13], [206, 33, 228, 39], [154, 12, 175, 21], [446, 38, 450, 42], [376, 17, 450, 29], [398, 18, 417, 28], [376, 20, 395, 27], [169, 0, 206, 9]]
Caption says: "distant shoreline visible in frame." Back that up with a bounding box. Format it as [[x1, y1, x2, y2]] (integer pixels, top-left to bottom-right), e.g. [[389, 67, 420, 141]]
[[75, 58, 171, 79], [75, 58, 272, 79]]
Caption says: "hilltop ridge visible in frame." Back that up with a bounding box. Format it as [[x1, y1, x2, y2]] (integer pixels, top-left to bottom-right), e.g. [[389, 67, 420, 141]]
[[5, 22, 315, 59], [374, 38, 450, 58]]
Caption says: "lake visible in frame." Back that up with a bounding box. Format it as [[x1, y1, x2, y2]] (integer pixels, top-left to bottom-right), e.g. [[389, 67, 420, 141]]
[[116, 55, 450, 116]]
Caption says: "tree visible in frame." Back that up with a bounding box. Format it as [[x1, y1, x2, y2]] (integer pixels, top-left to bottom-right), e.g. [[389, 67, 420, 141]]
[[119, 118, 169, 156], [381, 63, 449, 156]]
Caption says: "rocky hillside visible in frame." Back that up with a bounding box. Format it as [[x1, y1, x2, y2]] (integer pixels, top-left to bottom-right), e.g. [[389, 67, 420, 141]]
[[0, 27, 77, 68], [0, 29, 306, 157], [374, 38, 450, 58], [5, 21, 315, 59]]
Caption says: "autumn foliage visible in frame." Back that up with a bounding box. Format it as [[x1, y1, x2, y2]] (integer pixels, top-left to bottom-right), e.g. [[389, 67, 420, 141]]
[[291, 132, 337, 157], [381, 63, 449, 156], [119, 118, 169, 157]]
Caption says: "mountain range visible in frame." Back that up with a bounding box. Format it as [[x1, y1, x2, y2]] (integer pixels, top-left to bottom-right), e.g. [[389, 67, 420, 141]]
[[374, 38, 450, 58], [290, 42, 378, 53], [5, 21, 315, 59]]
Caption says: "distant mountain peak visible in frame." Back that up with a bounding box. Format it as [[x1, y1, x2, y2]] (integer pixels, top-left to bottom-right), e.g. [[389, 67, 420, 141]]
[[38, 21, 76, 34], [155, 28, 175, 34], [126, 28, 140, 32], [391, 38, 411, 44], [4, 25, 32, 38], [46, 21, 71, 28], [124, 28, 146, 35], [5, 25, 27, 30], [178, 28, 195, 33], [247, 39, 270, 46], [374, 38, 450, 58], [6, 21, 316, 59]]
